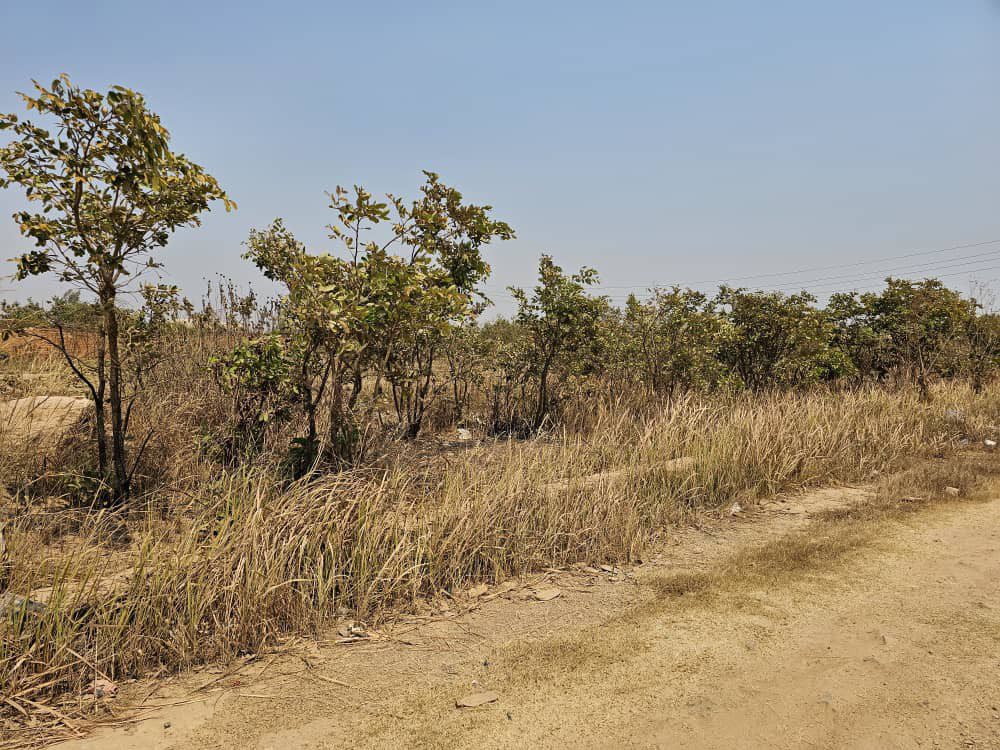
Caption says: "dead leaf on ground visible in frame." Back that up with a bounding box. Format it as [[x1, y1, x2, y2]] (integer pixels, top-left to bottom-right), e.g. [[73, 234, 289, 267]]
[[456, 690, 499, 708], [465, 583, 489, 598], [93, 679, 118, 699], [337, 621, 368, 639], [532, 588, 561, 602]]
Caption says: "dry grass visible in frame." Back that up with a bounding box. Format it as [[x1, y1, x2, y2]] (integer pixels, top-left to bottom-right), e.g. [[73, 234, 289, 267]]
[[355, 449, 1000, 749], [0, 332, 89, 401], [0, 324, 269, 504], [492, 450, 1000, 695], [643, 452, 1000, 609], [2, 382, 1000, 745]]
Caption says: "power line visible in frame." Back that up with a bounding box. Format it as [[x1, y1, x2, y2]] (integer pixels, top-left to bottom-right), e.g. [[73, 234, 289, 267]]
[[786, 263, 1000, 295], [488, 248, 1000, 298], [717, 249, 1000, 292], [679, 238, 1000, 285], [483, 260, 1000, 303], [574, 263, 1000, 301], [484, 237, 1000, 294]]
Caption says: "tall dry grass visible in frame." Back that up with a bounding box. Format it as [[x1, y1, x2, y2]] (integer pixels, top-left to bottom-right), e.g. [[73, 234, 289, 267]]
[[0, 321, 273, 506], [3, 382, 999, 744]]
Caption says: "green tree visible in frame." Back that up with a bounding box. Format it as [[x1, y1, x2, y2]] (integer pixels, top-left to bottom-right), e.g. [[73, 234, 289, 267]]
[[441, 323, 490, 423], [716, 287, 849, 391], [860, 278, 976, 399], [211, 334, 295, 460], [0, 76, 232, 501], [481, 318, 533, 434], [826, 291, 884, 383], [245, 173, 513, 463], [510, 255, 604, 430], [962, 283, 1000, 394], [965, 310, 1000, 394], [375, 173, 514, 438], [622, 287, 722, 402], [243, 218, 364, 465]]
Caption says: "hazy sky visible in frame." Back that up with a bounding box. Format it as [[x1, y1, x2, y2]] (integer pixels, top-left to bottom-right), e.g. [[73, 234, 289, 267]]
[[2, 1, 999, 314]]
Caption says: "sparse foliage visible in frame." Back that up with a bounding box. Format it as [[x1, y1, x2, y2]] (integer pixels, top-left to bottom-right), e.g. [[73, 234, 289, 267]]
[[509, 255, 605, 430], [621, 287, 723, 402], [0, 76, 232, 501], [244, 173, 513, 465]]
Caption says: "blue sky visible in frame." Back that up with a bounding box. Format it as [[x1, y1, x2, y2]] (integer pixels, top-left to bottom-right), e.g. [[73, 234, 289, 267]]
[[2, 1, 999, 314]]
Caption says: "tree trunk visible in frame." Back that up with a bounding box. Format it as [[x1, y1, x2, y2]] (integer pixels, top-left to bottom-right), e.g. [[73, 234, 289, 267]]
[[94, 321, 108, 479], [534, 358, 551, 431], [328, 360, 349, 462], [348, 365, 362, 409], [916, 369, 932, 402], [101, 291, 129, 502], [301, 354, 320, 450], [403, 345, 435, 441], [918, 379, 931, 402], [448, 355, 464, 423]]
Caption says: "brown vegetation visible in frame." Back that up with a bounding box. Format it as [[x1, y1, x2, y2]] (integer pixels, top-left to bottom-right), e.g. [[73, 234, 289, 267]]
[[2, 354, 999, 745], [2, 76, 1000, 747]]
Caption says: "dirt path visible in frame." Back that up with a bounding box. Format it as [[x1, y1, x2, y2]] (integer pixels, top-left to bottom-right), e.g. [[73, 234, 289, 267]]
[[625, 503, 1000, 750], [57, 484, 1000, 749]]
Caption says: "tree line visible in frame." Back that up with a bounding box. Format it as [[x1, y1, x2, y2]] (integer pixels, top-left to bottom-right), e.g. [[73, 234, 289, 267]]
[[2, 78, 999, 502]]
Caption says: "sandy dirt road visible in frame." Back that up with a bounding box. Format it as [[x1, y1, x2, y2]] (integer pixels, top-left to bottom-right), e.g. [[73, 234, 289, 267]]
[[58, 485, 1000, 749]]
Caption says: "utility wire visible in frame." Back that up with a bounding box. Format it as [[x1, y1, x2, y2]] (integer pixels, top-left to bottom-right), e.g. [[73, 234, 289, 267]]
[[784, 263, 1000, 295], [483, 260, 1000, 302], [707, 249, 1000, 292], [488, 249, 1000, 298], [484, 237, 1000, 294], [569, 263, 1000, 301]]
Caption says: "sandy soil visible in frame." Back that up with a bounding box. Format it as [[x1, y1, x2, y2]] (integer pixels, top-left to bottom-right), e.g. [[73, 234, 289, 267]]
[[56, 483, 1000, 749], [0, 395, 90, 446]]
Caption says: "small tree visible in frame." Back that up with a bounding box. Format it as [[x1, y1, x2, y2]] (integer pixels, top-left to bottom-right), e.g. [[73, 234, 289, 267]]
[[964, 283, 1000, 394], [243, 217, 368, 465], [510, 255, 604, 430], [965, 310, 1000, 394], [441, 323, 490, 424], [211, 334, 296, 461], [0, 76, 233, 501], [482, 318, 533, 434], [377, 173, 514, 438], [244, 174, 513, 463], [826, 291, 884, 384], [715, 287, 849, 391], [622, 287, 722, 402], [860, 278, 974, 399]]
